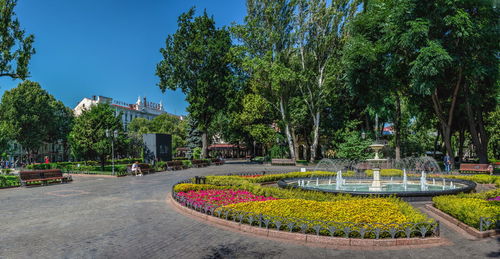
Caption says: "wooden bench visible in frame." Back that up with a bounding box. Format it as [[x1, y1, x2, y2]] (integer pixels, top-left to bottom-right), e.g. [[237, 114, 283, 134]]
[[211, 158, 224, 166], [166, 161, 186, 171], [19, 169, 68, 186], [271, 159, 295, 166], [192, 160, 209, 168], [459, 164, 493, 174], [127, 163, 155, 175]]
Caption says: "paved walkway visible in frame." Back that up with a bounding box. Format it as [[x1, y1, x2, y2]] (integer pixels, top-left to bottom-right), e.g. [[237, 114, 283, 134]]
[[0, 162, 498, 259]]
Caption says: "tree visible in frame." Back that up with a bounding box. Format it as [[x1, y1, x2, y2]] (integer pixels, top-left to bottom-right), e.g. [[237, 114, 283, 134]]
[[156, 8, 232, 158], [128, 114, 188, 151], [295, 0, 358, 162], [0, 0, 35, 80], [186, 116, 202, 150], [0, 81, 67, 161], [234, 0, 298, 160], [345, 0, 498, 164], [68, 103, 125, 170]]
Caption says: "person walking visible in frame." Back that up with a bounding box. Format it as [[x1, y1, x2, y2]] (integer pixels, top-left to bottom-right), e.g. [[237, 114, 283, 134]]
[[444, 154, 451, 173]]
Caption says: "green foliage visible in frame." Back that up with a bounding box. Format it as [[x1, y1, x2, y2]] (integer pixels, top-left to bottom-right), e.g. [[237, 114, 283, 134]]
[[128, 113, 188, 151], [333, 121, 372, 160], [433, 189, 500, 229], [156, 8, 232, 157], [0, 81, 72, 157], [0, 0, 35, 80], [486, 106, 500, 159], [0, 175, 20, 188], [270, 144, 288, 159], [68, 103, 125, 169], [192, 147, 202, 160]]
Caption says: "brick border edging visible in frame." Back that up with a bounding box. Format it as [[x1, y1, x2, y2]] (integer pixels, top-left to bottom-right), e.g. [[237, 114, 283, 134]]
[[425, 204, 498, 238], [168, 193, 447, 248]]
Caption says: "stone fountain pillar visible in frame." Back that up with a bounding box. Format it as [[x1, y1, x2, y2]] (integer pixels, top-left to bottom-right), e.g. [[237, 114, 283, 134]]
[[367, 143, 385, 192]]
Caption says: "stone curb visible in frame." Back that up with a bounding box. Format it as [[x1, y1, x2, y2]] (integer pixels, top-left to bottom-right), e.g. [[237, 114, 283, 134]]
[[425, 204, 499, 238], [168, 193, 448, 248]]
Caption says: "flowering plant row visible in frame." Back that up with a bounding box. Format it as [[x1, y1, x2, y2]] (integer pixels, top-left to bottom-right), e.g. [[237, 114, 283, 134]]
[[217, 198, 430, 226], [176, 189, 277, 208]]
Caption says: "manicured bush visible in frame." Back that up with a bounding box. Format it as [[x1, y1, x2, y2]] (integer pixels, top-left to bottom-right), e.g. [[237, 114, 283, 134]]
[[181, 160, 192, 167], [433, 189, 500, 229], [0, 175, 20, 188]]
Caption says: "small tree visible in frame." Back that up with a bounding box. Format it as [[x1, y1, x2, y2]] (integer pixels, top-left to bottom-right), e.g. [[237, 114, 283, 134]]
[[68, 103, 124, 170]]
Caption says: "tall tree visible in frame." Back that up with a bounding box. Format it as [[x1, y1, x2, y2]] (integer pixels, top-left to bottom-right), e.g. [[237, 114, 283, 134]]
[[0, 81, 65, 161], [295, 0, 358, 161], [68, 103, 125, 170], [234, 0, 298, 160], [156, 8, 232, 158], [0, 0, 35, 80]]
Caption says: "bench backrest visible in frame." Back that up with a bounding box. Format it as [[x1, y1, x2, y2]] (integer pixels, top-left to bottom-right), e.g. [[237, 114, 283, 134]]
[[19, 169, 62, 180], [459, 164, 490, 170], [19, 171, 43, 180]]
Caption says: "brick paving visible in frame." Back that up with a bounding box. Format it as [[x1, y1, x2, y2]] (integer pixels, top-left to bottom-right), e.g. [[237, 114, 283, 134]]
[[0, 162, 498, 259]]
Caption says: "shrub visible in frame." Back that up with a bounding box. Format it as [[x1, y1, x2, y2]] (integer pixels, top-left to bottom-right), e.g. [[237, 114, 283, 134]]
[[433, 190, 500, 229], [0, 175, 20, 188], [181, 160, 192, 167]]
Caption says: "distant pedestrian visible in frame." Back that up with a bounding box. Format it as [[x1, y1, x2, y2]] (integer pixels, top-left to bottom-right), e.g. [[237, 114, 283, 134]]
[[132, 161, 142, 176], [44, 156, 50, 164], [444, 154, 451, 173], [488, 164, 494, 175]]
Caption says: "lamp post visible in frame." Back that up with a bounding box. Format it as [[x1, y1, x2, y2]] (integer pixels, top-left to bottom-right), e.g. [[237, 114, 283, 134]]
[[106, 129, 118, 175]]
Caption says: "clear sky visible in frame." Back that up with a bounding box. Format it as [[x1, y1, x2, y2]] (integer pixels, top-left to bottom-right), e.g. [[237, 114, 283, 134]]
[[0, 0, 247, 115]]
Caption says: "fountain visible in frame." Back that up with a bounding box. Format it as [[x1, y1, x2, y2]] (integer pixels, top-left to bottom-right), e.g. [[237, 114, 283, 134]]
[[279, 146, 476, 200], [367, 143, 387, 191]]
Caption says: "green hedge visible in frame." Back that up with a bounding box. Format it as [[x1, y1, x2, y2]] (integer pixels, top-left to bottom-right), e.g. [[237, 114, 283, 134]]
[[0, 175, 20, 188], [433, 189, 500, 229]]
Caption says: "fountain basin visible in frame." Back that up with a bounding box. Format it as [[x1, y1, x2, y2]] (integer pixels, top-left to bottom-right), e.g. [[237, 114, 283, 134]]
[[278, 177, 476, 201]]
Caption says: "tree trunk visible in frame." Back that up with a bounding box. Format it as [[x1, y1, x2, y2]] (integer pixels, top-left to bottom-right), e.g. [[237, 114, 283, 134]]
[[310, 111, 320, 163], [465, 96, 489, 163], [201, 132, 208, 159], [291, 129, 299, 162], [433, 129, 440, 157], [279, 98, 295, 160], [394, 93, 402, 161], [430, 68, 462, 167], [458, 127, 465, 164]]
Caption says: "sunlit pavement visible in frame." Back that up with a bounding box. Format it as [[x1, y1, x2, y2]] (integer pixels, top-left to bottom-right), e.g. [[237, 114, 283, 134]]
[[0, 162, 497, 259]]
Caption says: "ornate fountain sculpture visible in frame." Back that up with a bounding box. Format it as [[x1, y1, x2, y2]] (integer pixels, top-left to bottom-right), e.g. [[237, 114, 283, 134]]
[[367, 143, 387, 191]]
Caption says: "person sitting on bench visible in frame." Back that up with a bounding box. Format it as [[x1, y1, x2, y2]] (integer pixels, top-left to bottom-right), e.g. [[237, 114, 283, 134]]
[[132, 161, 142, 176]]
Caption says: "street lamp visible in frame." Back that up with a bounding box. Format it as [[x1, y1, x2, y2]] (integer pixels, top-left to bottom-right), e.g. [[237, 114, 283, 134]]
[[106, 129, 118, 175]]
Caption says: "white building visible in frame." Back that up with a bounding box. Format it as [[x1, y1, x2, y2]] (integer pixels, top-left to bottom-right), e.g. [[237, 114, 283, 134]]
[[74, 95, 181, 130]]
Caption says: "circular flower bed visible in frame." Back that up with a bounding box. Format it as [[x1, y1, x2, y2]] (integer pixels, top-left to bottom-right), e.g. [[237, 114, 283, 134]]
[[172, 171, 440, 239]]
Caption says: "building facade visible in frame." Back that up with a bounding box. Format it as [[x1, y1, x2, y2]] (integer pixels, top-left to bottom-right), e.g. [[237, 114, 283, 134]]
[[74, 95, 180, 130]]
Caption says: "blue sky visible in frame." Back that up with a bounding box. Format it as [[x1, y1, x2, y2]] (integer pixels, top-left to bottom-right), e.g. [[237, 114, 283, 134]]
[[0, 0, 247, 115]]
